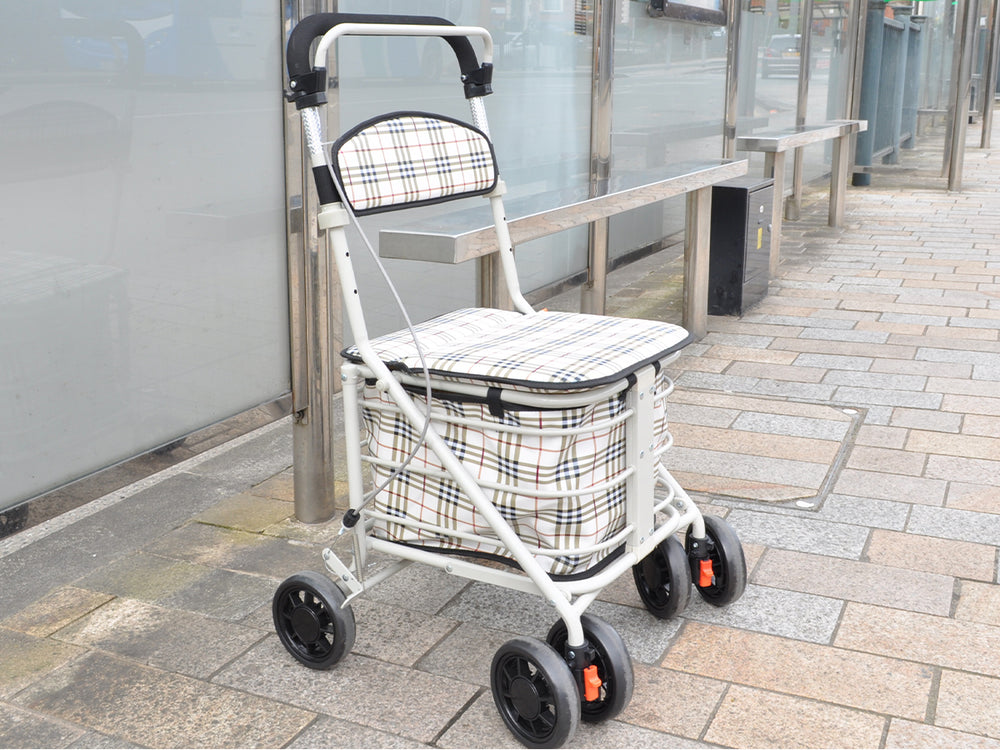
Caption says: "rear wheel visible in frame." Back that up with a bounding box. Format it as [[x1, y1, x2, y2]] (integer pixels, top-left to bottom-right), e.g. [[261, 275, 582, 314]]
[[632, 536, 692, 619], [545, 614, 634, 723], [687, 515, 747, 607]]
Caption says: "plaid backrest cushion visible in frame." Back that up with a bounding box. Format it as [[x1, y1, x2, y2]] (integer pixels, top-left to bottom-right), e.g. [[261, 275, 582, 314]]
[[331, 112, 499, 215]]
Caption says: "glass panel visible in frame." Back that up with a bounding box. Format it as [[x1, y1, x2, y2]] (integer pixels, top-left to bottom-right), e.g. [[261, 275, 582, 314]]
[[333, 0, 594, 336], [920, 0, 957, 113], [0, 2, 289, 510], [801, 0, 852, 183], [610, 0, 728, 262], [738, 0, 858, 188]]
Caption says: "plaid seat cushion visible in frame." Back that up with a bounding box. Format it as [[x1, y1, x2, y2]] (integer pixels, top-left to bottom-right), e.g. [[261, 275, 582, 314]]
[[344, 308, 691, 391], [332, 112, 499, 215]]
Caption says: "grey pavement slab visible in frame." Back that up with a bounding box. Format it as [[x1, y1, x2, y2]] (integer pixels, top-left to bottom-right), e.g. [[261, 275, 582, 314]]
[[683, 584, 844, 644], [213, 637, 479, 745], [438, 692, 711, 749], [360, 559, 471, 615], [724, 508, 871, 559], [157, 566, 278, 622], [813, 494, 911, 530], [0, 472, 239, 614], [731, 411, 853, 441], [416, 622, 518, 687], [750, 548, 956, 616], [0, 629, 82, 701], [52, 598, 265, 679], [0, 704, 85, 749], [15, 650, 315, 748], [350, 597, 459, 667], [145, 520, 324, 580], [287, 716, 433, 748], [907, 504, 1000, 547], [669, 447, 832, 491]]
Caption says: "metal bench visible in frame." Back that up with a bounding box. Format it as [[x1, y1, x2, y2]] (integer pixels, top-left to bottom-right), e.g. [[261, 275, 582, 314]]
[[736, 120, 867, 275], [379, 158, 748, 338]]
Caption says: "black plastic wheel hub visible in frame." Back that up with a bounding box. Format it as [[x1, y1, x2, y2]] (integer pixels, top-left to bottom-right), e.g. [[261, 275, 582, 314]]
[[291, 604, 322, 643], [509, 676, 542, 720]]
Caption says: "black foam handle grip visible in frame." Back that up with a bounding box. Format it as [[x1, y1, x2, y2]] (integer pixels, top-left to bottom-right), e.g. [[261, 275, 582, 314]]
[[286, 13, 481, 80]]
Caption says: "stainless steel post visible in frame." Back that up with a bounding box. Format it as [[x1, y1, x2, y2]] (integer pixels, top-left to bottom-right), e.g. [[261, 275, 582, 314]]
[[981, 0, 1000, 146], [285, 0, 341, 524], [581, 0, 615, 316], [901, 17, 925, 148], [722, 0, 743, 159], [844, 0, 867, 121], [788, 0, 814, 221], [948, 0, 981, 189], [683, 187, 712, 339]]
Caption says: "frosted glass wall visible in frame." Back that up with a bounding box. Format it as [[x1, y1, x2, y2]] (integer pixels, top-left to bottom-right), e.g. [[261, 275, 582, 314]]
[[611, 0, 729, 260], [0, 1, 290, 509], [334, 0, 594, 337]]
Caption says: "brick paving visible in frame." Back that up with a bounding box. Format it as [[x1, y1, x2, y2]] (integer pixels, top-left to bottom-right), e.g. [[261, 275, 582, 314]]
[[1, 121, 999, 748]]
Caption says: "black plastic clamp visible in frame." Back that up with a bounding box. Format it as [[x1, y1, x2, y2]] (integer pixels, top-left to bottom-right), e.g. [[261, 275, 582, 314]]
[[285, 69, 328, 109], [462, 63, 493, 99]]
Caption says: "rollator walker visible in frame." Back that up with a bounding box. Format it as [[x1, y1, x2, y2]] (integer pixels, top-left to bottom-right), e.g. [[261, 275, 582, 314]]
[[273, 14, 747, 748]]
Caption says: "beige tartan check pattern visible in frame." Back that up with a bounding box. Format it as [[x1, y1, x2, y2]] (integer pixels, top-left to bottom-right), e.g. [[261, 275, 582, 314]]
[[360, 367, 673, 576], [349, 307, 685, 574], [333, 112, 498, 214], [344, 308, 691, 390]]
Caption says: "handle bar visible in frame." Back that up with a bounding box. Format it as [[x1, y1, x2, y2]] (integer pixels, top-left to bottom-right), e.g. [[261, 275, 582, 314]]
[[285, 13, 493, 109]]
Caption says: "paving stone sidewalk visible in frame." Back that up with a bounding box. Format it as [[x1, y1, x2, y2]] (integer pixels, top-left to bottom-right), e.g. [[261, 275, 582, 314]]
[[1, 123, 999, 748]]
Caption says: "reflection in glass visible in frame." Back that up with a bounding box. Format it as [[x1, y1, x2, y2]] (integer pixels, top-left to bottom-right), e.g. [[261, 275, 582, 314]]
[[334, 0, 594, 330], [611, 1, 728, 262], [738, 0, 856, 188], [0, 2, 289, 508]]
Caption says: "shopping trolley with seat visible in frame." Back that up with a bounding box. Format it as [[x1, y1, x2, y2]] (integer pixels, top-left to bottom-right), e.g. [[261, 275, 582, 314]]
[[273, 14, 748, 748]]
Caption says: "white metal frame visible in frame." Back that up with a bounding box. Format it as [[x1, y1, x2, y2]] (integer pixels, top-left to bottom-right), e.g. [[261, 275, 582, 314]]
[[300, 22, 708, 650]]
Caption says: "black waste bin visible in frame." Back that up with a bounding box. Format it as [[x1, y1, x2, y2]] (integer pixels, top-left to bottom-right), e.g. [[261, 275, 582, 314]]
[[708, 176, 773, 315]]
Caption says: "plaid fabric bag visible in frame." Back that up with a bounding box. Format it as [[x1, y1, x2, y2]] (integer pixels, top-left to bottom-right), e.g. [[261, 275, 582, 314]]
[[359, 369, 672, 575], [349, 309, 686, 575]]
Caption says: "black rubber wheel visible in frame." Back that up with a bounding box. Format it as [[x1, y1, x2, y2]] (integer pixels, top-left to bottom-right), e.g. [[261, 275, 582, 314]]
[[491, 637, 580, 749], [545, 614, 634, 723], [632, 536, 692, 619], [272, 571, 356, 670], [686, 515, 748, 607]]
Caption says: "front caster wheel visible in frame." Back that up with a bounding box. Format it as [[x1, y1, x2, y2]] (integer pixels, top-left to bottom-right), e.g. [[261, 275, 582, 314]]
[[686, 515, 747, 607], [272, 571, 356, 670], [491, 637, 580, 749], [546, 614, 634, 723], [632, 536, 692, 619]]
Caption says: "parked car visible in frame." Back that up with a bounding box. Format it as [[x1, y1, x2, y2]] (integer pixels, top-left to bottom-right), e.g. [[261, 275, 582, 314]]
[[761, 34, 800, 78]]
